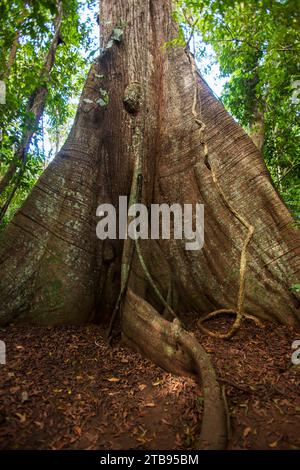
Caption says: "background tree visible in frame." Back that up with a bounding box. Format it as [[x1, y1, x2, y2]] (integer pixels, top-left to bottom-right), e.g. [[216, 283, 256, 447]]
[[0, 0, 299, 448], [173, 0, 300, 220], [0, 0, 98, 226]]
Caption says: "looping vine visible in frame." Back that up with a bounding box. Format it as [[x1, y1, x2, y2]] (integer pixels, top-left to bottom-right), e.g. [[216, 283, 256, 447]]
[[107, 80, 176, 340], [187, 50, 262, 339]]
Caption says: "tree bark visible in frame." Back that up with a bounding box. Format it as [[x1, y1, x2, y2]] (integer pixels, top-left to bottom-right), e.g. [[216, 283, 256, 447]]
[[1, 30, 20, 82], [245, 71, 265, 152], [249, 106, 265, 152], [0, 0, 299, 329]]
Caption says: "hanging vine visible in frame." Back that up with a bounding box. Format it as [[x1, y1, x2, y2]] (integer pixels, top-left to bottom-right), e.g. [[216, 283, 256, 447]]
[[187, 49, 263, 339]]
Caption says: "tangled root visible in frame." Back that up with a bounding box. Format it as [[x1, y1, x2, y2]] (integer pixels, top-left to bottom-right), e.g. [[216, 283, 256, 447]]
[[197, 309, 265, 340], [122, 288, 228, 449]]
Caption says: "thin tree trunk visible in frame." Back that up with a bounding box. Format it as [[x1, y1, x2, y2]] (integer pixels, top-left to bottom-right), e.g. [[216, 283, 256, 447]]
[[249, 104, 265, 151], [0, 1, 64, 208], [1, 30, 20, 81], [0, 0, 299, 330], [0, 1, 28, 82]]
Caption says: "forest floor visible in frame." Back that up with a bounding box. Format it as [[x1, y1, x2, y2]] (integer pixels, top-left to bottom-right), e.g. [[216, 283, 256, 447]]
[[0, 316, 299, 450]]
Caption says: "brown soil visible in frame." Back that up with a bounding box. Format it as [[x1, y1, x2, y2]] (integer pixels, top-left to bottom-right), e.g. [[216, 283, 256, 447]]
[[0, 317, 299, 450]]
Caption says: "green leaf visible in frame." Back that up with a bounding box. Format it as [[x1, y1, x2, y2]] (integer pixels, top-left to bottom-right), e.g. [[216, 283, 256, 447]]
[[111, 27, 123, 42], [290, 284, 300, 293]]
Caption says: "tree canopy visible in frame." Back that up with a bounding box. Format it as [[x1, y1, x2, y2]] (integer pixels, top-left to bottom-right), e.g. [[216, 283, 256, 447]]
[[0, 0, 98, 225], [0, 0, 299, 225], [172, 0, 300, 219]]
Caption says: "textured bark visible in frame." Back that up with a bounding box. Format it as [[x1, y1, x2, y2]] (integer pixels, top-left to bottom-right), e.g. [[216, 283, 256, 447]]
[[0, 1, 64, 205], [0, 0, 299, 329], [249, 105, 265, 151]]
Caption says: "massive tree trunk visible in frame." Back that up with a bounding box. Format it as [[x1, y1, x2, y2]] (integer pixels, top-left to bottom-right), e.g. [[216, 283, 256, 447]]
[[0, 0, 299, 449], [0, 2, 28, 82], [0, 0, 299, 328]]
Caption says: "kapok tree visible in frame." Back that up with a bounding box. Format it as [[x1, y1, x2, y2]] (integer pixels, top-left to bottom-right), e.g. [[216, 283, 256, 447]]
[[0, 0, 299, 449]]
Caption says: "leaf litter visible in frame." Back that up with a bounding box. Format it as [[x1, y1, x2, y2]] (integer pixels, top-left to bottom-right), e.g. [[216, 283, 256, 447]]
[[0, 317, 299, 450]]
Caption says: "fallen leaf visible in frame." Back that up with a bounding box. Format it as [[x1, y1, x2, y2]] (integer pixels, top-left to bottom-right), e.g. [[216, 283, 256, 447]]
[[243, 427, 251, 438], [138, 384, 147, 391], [161, 418, 171, 425], [34, 421, 44, 429], [74, 426, 82, 436], [152, 380, 163, 386], [145, 402, 155, 408], [269, 440, 278, 448], [16, 413, 26, 423], [137, 437, 149, 444], [107, 377, 120, 383], [21, 391, 29, 403]]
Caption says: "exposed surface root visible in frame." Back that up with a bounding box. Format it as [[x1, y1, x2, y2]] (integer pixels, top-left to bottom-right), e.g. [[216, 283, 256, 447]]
[[197, 309, 264, 340], [198, 309, 242, 340], [1, 319, 299, 450], [122, 288, 227, 449]]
